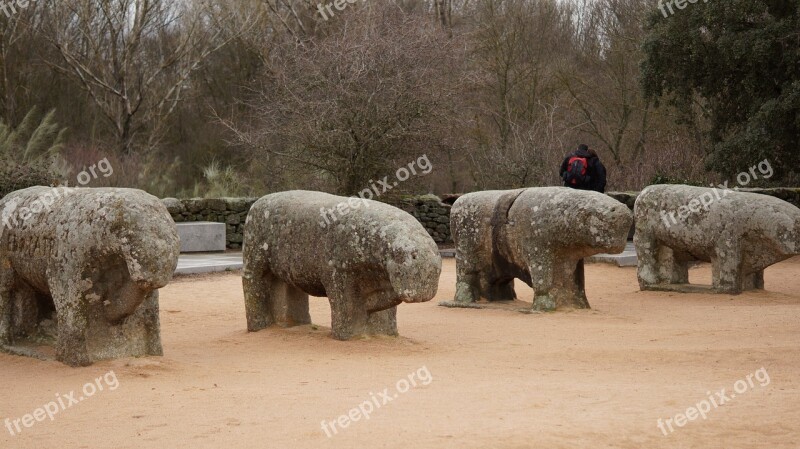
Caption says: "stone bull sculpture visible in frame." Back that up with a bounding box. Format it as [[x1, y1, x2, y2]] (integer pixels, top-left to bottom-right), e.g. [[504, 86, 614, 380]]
[[634, 184, 800, 293], [0, 187, 179, 367], [243, 191, 441, 340], [449, 187, 632, 311]]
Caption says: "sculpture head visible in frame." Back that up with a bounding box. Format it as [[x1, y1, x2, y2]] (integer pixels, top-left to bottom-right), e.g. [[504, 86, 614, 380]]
[[383, 220, 442, 303], [773, 203, 800, 256], [567, 191, 633, 254], [109, 192, 180, 290]]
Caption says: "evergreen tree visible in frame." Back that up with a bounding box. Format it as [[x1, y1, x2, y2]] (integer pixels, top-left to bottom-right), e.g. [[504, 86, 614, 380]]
[[641, 0, 799, 183]]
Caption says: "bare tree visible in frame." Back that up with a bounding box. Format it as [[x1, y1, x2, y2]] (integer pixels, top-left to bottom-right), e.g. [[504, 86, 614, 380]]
[[463, 0, 574, 189], [557, 0, 651, 164], [0, 1, 44, 124], [42, 0, 254, 154], [261, 0, 319, 39], [221, 5, 461, 195], [0, 0, 713, 195]]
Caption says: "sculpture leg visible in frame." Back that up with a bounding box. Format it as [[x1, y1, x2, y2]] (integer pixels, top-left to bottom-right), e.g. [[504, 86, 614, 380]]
[[712, 241, 743, 294], [329, 303, 397, 339], [328, 277, 393, 340], [268, 278, 310, 327], [360, 289, 401, 336], [328, 287, 362, 340], [365, 306, 398, 337], [10, 281, 38, 339], [0, 260, 13, 346], [483, 276, 516, 301], [244, 266, 310, 331], [532, 257, 589, 311], [454, 257, 482, 303], [569, 258, 590, 309], [454, 279, 480, 303], [634, 230, 661, 289], [742, 270, 765, 291], [243, 256, 275, 331], [141, 290, 163, 356], [657, 246, 689, 284], [52, 281, 92, 367], [530, 255, 557, 311], [552, 258, 589, 309]]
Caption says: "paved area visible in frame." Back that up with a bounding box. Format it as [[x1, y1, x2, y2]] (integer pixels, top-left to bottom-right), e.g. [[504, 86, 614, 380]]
[[175, 249, 458, 275], [175, 243, 638, 275], [176, 252, 244, 275]]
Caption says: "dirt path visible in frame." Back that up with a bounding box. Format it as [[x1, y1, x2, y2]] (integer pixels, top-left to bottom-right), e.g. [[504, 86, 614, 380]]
[[2, 258, 799, 448]]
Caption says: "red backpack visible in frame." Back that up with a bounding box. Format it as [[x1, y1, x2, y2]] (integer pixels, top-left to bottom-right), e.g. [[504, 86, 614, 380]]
[[564, 156, 590, 186]]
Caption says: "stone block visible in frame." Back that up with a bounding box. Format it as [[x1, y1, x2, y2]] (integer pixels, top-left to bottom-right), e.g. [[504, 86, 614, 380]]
[[176, 222, 226, 253]]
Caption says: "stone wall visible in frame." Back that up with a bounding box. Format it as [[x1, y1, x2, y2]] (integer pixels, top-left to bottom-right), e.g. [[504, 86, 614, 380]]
[[162, 197, 259, 249], [161, 195, 453, 249], [384, 194, 452, 244], [162, 188, 798, 249]]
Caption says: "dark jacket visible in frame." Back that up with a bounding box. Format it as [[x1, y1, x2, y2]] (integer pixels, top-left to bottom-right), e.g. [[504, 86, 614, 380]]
[[559, 148, 607, 193]]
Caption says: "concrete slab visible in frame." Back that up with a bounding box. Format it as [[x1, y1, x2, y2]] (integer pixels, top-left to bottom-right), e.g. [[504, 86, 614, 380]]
[[587, 242, 638, 267], [176, 222, 226, 253]]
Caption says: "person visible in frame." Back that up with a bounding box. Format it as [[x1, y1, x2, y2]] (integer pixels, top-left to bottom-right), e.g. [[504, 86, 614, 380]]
[[559, 144, 607, 193]]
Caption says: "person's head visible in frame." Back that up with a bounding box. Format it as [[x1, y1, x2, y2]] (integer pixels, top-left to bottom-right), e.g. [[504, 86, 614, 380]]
[[578, 144, 589, 152]]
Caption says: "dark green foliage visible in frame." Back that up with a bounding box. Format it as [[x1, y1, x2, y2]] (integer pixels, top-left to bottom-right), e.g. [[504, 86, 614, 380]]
[[641, 0, 799, 184], [648, 174, 705, 186]]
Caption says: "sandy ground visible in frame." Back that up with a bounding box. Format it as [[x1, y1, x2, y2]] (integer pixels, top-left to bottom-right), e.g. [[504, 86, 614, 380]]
[[1, 257, 799, 449]]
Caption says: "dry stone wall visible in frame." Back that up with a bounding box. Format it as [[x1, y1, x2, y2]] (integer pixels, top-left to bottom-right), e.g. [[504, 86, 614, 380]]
[[161, 188, 798, 249]]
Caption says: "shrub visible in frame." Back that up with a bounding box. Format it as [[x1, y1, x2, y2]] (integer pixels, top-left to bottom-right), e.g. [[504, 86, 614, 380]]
[[0, 108, 67, 198]]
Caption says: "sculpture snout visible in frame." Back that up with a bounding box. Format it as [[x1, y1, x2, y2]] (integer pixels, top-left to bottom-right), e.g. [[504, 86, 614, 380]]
[[124, 246, 178, 290], [590, 206, 633, 253], [388, 250, 442, 303], [122, 222, 179, 290]]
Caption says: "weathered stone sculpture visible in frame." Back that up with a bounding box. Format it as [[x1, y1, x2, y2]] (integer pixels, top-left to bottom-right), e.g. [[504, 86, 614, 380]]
[[243, 191, 441, 340], [449, 187, 632, 311], [634, 184, 800, 293], [0, 187, 180, 366]]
